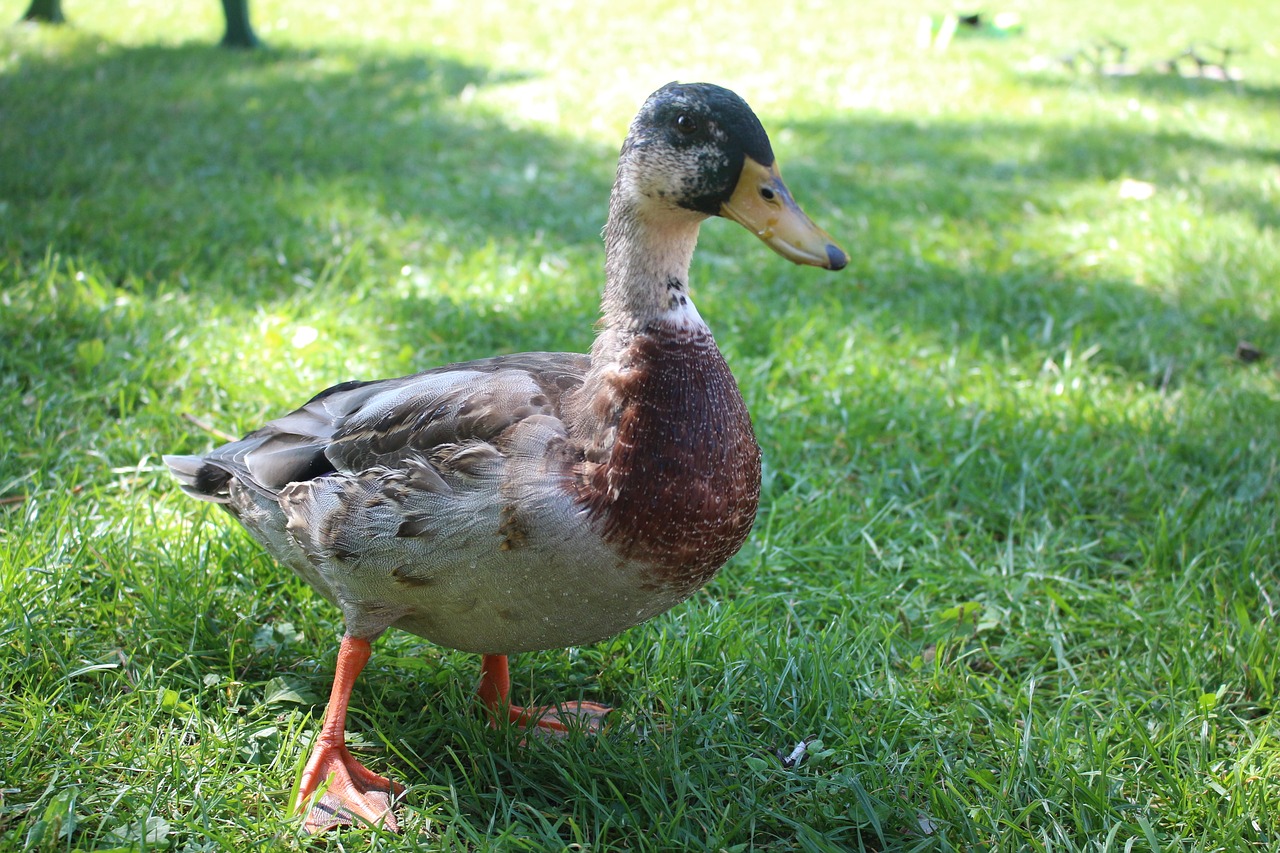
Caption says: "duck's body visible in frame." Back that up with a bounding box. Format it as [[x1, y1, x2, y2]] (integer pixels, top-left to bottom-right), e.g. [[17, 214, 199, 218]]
[[166, 82, 846, 833], [173, 335, 758, 654]]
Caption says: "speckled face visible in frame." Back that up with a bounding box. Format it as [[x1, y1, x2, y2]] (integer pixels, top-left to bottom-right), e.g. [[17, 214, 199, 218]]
[[620, 82, 776, 217]]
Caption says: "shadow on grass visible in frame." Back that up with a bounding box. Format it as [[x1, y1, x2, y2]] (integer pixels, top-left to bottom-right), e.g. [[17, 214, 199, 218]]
[[5, 34, 1275, 391], [784, 112, 1278, 232], [0, 34, 621, 446], [1021, 67, 1280, 111], [0, 37, 615, 295], [763, 112, 1279, 386]]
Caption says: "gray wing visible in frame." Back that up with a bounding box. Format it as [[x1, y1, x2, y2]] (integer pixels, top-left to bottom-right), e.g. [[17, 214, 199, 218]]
[[166, 352, 590, 502], [165, 351, 595, 640]]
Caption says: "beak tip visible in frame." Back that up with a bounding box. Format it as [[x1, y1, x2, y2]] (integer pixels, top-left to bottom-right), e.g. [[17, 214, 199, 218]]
[[825, 244, 849, 271]]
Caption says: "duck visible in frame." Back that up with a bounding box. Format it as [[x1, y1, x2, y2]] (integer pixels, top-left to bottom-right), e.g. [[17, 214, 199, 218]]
[[165, 81, 847, 833]]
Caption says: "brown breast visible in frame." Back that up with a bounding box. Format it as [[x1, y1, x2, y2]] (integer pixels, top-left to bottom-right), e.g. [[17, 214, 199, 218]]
[[575, 322, 762, 594]]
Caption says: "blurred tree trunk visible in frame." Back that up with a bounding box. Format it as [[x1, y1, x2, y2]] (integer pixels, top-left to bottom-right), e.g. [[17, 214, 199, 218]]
[[21, 0, 65, 23], [220, 0, 261, 48], [21, 1, 259, 50]]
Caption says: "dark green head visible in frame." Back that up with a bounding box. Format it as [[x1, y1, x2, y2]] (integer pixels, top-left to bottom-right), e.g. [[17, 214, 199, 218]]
[[617, 82, 847, 270], [622, 82, 775, 216]]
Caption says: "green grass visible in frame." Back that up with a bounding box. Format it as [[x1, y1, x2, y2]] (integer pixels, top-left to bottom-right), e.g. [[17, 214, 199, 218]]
[[2, 0, 1279, 849]]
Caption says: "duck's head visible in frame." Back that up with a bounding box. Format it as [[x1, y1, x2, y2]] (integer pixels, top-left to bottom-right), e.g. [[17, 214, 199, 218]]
[[615, 82, 848, 271]]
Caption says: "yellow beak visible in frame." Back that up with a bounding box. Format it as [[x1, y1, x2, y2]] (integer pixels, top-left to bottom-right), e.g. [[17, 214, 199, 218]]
[[721, 156, 848, 270]]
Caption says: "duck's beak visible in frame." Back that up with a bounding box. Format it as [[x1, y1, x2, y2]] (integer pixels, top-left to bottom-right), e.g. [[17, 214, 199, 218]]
[[721, 156, 848, 271]]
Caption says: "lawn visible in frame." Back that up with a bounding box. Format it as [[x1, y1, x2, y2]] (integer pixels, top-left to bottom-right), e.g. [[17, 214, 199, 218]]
[[1, 0, 1278, 850]]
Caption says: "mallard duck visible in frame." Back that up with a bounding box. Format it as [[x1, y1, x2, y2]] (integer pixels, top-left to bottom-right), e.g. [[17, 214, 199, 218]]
[[165, 81, 847, 833]]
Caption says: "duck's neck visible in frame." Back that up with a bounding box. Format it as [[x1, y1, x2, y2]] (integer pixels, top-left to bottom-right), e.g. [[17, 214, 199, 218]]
[[599, 190, 709, 339], [564, 184, 718, 463], [569, 191, 761, 589]]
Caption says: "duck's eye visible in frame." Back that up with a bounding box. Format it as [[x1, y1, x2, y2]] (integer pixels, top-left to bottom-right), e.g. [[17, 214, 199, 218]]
[[760, 187, 777, 201], [675, 114, 698, 135]]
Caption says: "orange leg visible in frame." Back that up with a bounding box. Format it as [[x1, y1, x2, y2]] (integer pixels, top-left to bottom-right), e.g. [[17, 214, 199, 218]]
[[478, 654, 611, 735], [296, 636, 404, 833]]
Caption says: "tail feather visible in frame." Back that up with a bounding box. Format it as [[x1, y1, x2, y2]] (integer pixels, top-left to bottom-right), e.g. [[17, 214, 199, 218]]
[[163, 454, 233, 504]]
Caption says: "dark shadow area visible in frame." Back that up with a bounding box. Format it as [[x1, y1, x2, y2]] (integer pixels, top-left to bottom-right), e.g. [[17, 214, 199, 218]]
[[0, 38, 615, 296], [1021, 67, 1280, 111], [786, 113, 1278, 229], [0, 34, 621, 501], [6, 35, 1275, 391], [752, 113, 1280, 386]]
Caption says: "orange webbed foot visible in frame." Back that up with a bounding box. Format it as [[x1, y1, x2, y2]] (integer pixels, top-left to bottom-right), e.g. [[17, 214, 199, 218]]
[[295, 635, 404, 834], [508, 698, 612, 737], [298, 738, 404, 833], [479, 654, 612, 739]]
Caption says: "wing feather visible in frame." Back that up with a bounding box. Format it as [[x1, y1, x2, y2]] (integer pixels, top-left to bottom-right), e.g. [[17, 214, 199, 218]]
[[169, 352, 589, 502]]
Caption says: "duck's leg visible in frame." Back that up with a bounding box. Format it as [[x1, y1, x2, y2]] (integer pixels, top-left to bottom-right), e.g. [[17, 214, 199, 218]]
[[297, 636, 404, 833], [478, 654, 611, 735]]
